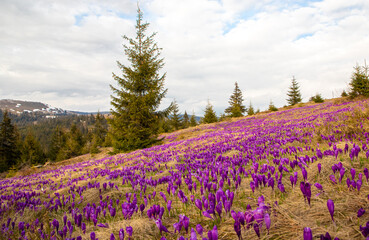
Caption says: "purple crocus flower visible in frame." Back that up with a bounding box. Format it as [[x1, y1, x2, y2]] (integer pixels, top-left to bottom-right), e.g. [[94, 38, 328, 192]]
[[303, 227, 312, 240], [190, 228, 197, 240], [82, 222, 86, 234], [155, 219, 170, 235], [216, 201, 222, 218], [358, 208, 365, 218], [327, 199, 334, 222], [318, 163, 322, 173], [196, 224, 203, 236], [234, 220, 241, 240], [97, 223, 109, 228], [351, 168, 356, 180], [195, 199, 203, 211], [110, 233, 116, 240], [329, 175, 337, 184], [360, 221, 369, 237], [264, 213, 271, 233], [320, 232, 331, 240], [90, 232, 96, 240], [207, 225, 218, 240], [202, 211, 213, 219], [253, 223, 260, 238], [364, 168, 369, 182], [119, 228, 125, 240], [126, 226, 133, 238], [167, 200, 172, 213], [18, 221, 25, 231], [337, 167, 344, 183], [314, 183, 323, 191]]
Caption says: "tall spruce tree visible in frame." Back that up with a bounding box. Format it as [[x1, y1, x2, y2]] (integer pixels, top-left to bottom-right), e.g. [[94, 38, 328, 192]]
[[109, 8, 171, 152], [286, 76, 302, 105], [202, 100, 218, 124], [225, 82, 246, 117], [349, 62, 369, 98], [0, 111, 20, 172], [170, 100, 182, 131]]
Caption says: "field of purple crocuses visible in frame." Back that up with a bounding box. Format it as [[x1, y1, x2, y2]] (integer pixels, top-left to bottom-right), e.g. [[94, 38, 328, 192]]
[[1, 98, 369, 240]]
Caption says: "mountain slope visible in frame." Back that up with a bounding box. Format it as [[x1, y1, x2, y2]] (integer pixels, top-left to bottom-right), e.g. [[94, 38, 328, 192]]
[[1, 97, 369, 240]]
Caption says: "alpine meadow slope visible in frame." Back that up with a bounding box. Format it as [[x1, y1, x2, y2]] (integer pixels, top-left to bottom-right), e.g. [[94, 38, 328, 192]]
[[1, 98, 369, 239]]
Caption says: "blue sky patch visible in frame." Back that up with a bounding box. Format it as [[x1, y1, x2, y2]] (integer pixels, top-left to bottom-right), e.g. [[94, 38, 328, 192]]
[[74, 13, 89, 26]]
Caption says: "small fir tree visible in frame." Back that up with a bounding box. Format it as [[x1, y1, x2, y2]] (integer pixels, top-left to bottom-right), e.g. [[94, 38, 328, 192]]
[[341, 90, 348, 97], [268, 100, 278, 111], [170, 100, 182, 131], [109, 8, 172, 152], [202, 100, 218, 124], [190, 112, 198, 127], [349, 62, 369, 98], [48, 126, 66, 161], [247, 102, 255, 116], [182, 111, 189, 129], [218, 113, 228, 122], [57, 124, 83, 161], [286, 76, 302, 105], [309, 93, 324, 103], [21, 131, 45, 165], [93, 112, 107, 147], [225, 82, 246, 117], [0, 111, 20, 172]]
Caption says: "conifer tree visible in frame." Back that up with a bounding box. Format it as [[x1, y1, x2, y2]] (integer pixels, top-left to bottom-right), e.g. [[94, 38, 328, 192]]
[[182, 111, 189, 129], [93, 112, 107, 146], [48, 126, 66, 161], [190, 111, 197, 127], [202, 100, 218, 124], [0, 111, 20, 172], [286, 76, 302, 105], [21, 131, 45, 165], [109, 8, 172, 152], [349, 62, 369, 98], [170, 100, 182, 131], [268, 100, 278, 111], [225, 82, 246, 117], [62, 124, 83, 159], [247, 102, 255, 116]]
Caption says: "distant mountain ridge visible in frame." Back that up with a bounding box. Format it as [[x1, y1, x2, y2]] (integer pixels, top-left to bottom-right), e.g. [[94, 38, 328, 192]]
[[0, 99, 66, 115], [0, 99, 110, 116]]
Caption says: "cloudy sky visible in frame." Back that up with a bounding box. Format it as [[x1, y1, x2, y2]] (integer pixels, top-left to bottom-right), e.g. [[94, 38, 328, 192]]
[[1, 0, 368, 115]]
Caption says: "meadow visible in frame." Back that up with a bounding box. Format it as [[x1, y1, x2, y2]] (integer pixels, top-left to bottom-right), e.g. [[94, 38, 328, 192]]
[[1, 97, 369, 240]]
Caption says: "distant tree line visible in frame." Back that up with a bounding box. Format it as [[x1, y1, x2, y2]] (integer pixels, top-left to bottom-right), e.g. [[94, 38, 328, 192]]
[[0, 110, 110, 173]]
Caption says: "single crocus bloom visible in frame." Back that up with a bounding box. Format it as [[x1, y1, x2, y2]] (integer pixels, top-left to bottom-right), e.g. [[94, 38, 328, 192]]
[[190, 228, 197, 240], [303, 227, 312, 240], [358, 208, 365, 218], [126, 226, 133, 237], [119, 228, 124, 240], [90, 232, 96, 240], [264, 213, 271, 233], [196, 224, 203, 236], [327, 199, 334, 222], [351, 168, 356, 180]]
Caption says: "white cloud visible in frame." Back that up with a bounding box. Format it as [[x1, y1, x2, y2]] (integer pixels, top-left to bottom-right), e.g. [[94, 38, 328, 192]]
[[0, 0, 368, 114]]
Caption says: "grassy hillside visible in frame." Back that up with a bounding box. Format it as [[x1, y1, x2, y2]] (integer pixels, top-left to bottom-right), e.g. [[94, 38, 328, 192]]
[[1, 98, 369, 239]]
